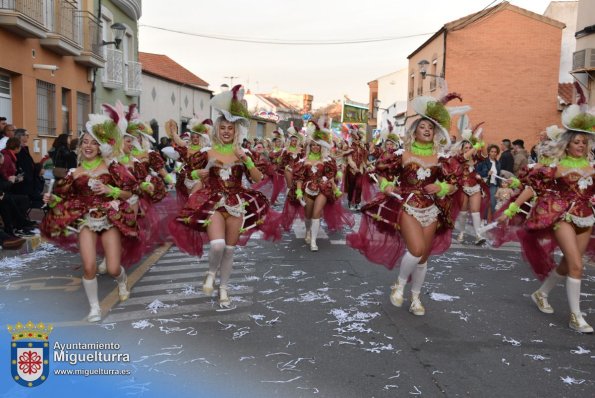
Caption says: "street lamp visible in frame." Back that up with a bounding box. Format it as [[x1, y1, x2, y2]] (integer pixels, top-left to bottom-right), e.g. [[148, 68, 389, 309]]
[[417, 59, 442, 80], [101, 22, 127, 50], [224, 76, 239, 87]]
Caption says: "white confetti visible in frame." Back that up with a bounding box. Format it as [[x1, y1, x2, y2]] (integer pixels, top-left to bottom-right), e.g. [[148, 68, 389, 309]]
[[560, 376, 585, 385], [502, 336, 521, 347], [147, 299, 171, 314], [570, 346, 591, 355], [261, 376, 302, 384], [524, 354, 548, 361], [132, 320, 154, 330], [429, 292, 460, 302]]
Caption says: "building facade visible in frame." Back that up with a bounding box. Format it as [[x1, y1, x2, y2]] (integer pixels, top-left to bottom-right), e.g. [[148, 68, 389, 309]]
[[0, 0, 104, 160], [407, 2, 564, 148], [94, 0, 142, 112], [571, 0, 595, 107], [544, 1, 578, 83], [139, 52, 212, 140]]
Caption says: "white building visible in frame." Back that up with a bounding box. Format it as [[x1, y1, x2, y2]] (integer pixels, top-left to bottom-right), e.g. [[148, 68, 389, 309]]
[[139, 52, 212, 139], [374, 68, 409, 132], [544, 1, 578, 83]]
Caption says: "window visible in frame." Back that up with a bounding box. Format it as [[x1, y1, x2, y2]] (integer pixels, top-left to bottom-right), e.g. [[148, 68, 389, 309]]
[[409, 73, 414, 100], [76, 92, 90, 133], [0, 74, 11, 123], [430, 59, 438, 91], [37, 80, 56, 136], [256, 122, 265, 138]]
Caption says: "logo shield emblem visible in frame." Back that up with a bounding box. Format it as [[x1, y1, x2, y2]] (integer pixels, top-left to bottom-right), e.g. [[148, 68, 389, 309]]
[[11, 341, 49, 387], [7, 321, 53, 388]]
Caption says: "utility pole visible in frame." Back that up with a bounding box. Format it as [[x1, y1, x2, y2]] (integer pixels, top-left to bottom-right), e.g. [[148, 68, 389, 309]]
[[224, 76, 239, 87]]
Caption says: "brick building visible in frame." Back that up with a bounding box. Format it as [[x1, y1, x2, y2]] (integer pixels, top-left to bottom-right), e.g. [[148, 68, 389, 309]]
[[406, 1, 565, 148]]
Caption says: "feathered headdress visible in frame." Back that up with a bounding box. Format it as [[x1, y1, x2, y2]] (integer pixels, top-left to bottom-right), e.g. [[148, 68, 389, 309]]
[[187, 118, 213, 136], [84, 101, 127, 160], [457, 114, 484, 144], [287, 121, 300, 139], [210, 85, 250, 126], [306, 117, 332, 149], [122, 103, 155, 150], [411, 83, 472, 146], [545, 125, 565, 141], [378, 120, 400, 146], [561, 82, 595, 134], [348, 123, 364, 138]]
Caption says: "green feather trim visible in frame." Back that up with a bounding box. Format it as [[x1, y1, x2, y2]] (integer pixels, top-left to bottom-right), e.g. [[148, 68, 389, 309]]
[[190, 124, 208, 134], [425, 101, 451, 129], [569, 113, 595, 132], [93, 121, 121, 148], [230, 100, 251, 118], [312, 129, 331, 144]]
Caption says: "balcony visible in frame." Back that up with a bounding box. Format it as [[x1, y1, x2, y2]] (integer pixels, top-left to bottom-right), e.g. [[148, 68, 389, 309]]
[[40, 0, 81, 56], [103, 47, 123, 88], [73, 11, 104, 68], [111, 0, 142, 20], [125, 61, 142, 97], [0, 0, 48, 38]]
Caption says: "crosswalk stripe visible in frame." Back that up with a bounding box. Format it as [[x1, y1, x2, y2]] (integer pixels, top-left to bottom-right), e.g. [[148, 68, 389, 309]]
[[139, 267, 256, 283], [157, 257, 206, 264], [132, 276, 255, 293], [103, 300, 254, 323], [121, 286, 254, 306], [149, 263, 205, 272]]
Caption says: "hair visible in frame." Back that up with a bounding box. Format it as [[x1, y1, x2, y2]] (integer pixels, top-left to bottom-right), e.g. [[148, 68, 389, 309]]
[[487, 144, 500, 156], [211, 116, 247, 147], [549, 130, 594, 161], [403, 117, 448, 154], [501, 139, 511, 149], [69, 138, 78, 151], [512, 139, 525, 148], [53, 133, 70, 149], [6, 136, 21, 150], [13, 129, 27, 142]]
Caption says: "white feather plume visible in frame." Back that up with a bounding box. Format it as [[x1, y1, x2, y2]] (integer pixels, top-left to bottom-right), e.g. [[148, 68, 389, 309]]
[[161, 146, 180, 161]]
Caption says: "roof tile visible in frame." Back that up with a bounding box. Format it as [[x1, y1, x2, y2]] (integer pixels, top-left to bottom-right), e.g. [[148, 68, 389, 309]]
[[139, 52, 209, 88]]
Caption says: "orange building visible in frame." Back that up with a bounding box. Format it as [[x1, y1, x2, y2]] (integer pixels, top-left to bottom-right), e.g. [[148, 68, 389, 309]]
[[406, 2, 565, 148], [0, 1, 101, 161]]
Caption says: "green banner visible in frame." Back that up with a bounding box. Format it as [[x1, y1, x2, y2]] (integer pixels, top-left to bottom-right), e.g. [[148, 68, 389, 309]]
[[342, 104, 368, 124]]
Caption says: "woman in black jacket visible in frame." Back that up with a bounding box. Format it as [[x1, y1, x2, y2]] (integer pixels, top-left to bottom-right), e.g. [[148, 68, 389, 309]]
[[476, 144, 502, 222]]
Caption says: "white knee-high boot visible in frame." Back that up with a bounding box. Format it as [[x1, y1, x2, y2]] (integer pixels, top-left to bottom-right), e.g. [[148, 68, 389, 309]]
[[409, 262, 427, 316], [456, 211, 467, 240], [82, 277, 101, 322], [204, 239, 225, 295], [310, 219, 320, 251], [531, 270, 564, 314], [471, 212, 485, 244], [567, 277, 593, 333], [218, 245, 235, 308], [115, 266, 129, 301], [390, 252, 422, 307], [304, 218, 312, 244]]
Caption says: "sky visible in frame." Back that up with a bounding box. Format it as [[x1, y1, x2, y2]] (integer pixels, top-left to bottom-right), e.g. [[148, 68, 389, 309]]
[[138, 0, 557, 107]]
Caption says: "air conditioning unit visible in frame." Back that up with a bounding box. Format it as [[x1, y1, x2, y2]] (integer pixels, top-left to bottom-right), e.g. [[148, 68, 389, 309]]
[[572, 48, 595, 71]]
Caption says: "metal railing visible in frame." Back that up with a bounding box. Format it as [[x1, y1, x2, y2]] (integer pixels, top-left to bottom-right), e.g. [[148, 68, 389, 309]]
[[76, 10, 102, 57], [125, 61, 142, 94], [0, 0, 45, 25], [104, 47, 123, 86], [52, 0, 80, 44]]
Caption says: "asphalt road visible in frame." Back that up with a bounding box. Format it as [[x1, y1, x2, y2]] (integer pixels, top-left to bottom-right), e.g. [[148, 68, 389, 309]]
[[0, 215, 594, 398]]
